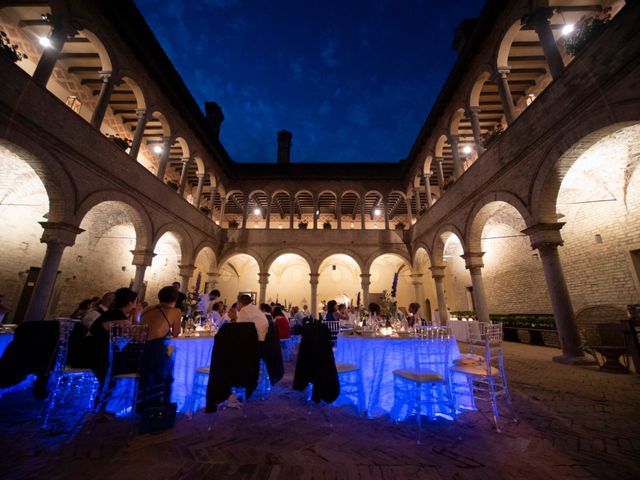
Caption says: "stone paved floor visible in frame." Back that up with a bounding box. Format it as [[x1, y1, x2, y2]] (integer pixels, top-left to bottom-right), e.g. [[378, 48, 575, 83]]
[[0, 342, 639, 480]]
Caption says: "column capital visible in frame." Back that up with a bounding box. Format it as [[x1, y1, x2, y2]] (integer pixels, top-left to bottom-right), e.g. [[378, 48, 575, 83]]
[[429, 265, 446, 279], [433, 156, 444, 164], [207, 271, 220, 280], [521, 7, 554, 28], [409, 273, 423, 285], [39, 221, 84, 247], [181, 156, 190, 164], [196, 171, 205, 179], [130, 249, 156, 267], [99, 70, 112, 81], [178, 264, 196, 277], [446, 133, 459, 144], [493, 67, 511, 81], [309, 272, 320, 285], [258, 272, 270, 284], [135, 108, 147, 119], [466, 105, 481, 115], [522, 222, 565, 251], [461, 252, 485, 270]]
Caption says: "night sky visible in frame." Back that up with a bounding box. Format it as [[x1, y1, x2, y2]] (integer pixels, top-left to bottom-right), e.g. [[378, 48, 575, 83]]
[[134, 0, 486, 164]]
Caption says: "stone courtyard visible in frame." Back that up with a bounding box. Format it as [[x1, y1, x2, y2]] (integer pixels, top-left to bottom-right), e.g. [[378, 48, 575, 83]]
[[1, 342, 638, 480]]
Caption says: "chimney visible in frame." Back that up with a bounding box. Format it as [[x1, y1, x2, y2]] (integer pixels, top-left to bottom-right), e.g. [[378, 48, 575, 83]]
[[277, 130, 292, 164], [204, 101, 224, 139]]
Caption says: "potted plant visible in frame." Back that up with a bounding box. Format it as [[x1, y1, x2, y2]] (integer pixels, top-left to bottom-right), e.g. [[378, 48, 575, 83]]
[[564, 9, 611, 56], [298, 221, 308, 229], [394, 222, 405, 230], [0, 31, 27, 63], [228, 219, 239, 229], [166, 181, 179, 191], [482, 124, 504, 149], [106, 134, 132, 151], [322, 221, 332, 230]]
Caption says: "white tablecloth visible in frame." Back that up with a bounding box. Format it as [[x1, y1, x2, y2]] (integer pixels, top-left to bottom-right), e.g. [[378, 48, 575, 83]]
[[169, 336, 214, 413], [335, 335, 464, 418], [448, 320, 482, 342]]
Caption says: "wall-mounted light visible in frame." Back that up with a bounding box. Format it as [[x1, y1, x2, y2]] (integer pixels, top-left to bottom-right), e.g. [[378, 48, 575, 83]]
[[253, 208, 261, 215], [373, 208, 381, 216], [38, 36, 52, 48], [561, 24, 574, 36], [462, 145, 473, 155], [316, 210, 320, 215], [153, 145, 163, 154]]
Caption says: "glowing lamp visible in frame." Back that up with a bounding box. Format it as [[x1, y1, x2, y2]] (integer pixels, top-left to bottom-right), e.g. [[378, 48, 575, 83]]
[[38, 36, 52, 48], [562, 24, 574, 36]]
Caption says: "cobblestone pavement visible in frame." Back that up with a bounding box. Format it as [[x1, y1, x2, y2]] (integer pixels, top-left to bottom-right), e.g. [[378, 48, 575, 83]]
[[0, 343, 639, 480]]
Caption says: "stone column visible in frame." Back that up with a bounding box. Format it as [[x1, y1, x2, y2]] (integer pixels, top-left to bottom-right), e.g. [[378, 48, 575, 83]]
[[130, 249, 155, 296], [218, 198, 226, 225], [336, 196, 342, 229], [360, 273, 371, 308], [32, 23, 68, 88], [430, 266, 449, 325], [423, 173, 433, 207], [155, 136, 172, 180], [309, 272, 320, 319], [448, 134, 464, 180], [383, 197, 390, 230], [129, 109, 147, 161], [466, 105, 485, 155], [289, 196, 295, 229], [494, 68, 516, 125], [194, 172, 205, 208], [178, 264, 196, 294], [360, 196, 366, 230], [265, 199, 271, 229], [313, 196, 319, 230], [258, 272, 270, 305], [241, 192, 249, 229], [410, 273, 424, 309], [208, 185, 217, 213], [523, 223, 586, 363], [526, 8, 565, 80], [414, 184, 422, 213], [462, 252, 490, 324], [177, 157, 190, 195], [90, 71, 114, 129], [24, 222, 83, 322], [434, 157, 445, 191]]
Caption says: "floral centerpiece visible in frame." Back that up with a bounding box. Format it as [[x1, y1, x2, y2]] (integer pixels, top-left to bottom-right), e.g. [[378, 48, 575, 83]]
[[181, 272, 203, 332]]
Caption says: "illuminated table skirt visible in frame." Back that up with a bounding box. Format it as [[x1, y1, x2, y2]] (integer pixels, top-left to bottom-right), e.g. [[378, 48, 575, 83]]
[[169, 336, 215, 413], [0, 334, 12, 357], [334, 335, 468, 419]]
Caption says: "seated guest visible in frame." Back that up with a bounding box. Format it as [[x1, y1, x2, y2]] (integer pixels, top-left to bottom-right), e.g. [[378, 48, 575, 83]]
[[225, 303, 238, 323], [260, 303, 274, 323], [273, 306, 290, 339], [70, 299, 93, 320], [237, 294, 268, 342], [82, 291, 115, 330], [137, 286, 182, 410], [324, 300, 338, 322], [197, 289, 221, 313], [210, 302, 224, 326], [407, 302, 423, 327], [88, 287, 139, 385], [337, 303, 349, 322], [347, 305, 359, 324], [172, 282, 187, 310]]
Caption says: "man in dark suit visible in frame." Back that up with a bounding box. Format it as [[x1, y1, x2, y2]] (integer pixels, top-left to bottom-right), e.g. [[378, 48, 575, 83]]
[[172, 282, 187, 310]]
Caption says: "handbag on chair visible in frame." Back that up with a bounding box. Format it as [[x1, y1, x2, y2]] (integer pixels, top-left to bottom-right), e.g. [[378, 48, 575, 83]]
[[139, 401, 177, 434]]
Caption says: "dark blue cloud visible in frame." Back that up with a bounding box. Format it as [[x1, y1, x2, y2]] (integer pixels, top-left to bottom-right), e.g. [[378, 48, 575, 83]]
[[134, 0, 485, 163]]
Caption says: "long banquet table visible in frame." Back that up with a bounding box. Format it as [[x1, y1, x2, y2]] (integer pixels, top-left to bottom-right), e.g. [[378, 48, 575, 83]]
[[334, 334, 469, 419]]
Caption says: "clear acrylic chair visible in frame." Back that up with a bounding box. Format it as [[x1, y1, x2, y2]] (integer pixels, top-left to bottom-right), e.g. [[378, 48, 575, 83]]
[[334, 362, 365, 415], [323, 320, 340, 347], [450, 322, 511, 432], [94, 323, 148, 417], [42, 319, 99, 432], [186, 366, 210, 418], [391, 325, 456, 444]]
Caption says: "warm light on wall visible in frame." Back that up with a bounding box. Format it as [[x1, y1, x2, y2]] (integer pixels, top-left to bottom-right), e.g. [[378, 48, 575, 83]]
[[153, 145, 163, 154]]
